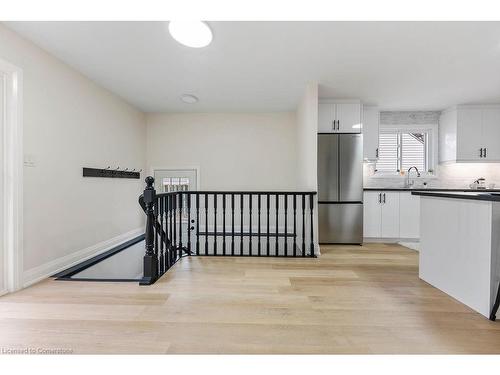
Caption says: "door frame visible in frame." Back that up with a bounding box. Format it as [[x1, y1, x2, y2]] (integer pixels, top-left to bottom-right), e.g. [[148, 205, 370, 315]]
[[0, 58, 23, 294], [149, 166, 200, 191]]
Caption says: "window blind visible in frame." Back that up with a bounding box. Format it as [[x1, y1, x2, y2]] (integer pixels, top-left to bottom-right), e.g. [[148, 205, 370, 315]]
[[377, 133, 399, 172], [376, 131, 426, 173]]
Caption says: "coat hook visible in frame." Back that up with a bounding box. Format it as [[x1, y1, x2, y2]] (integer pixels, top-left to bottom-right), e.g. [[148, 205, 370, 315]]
[[105, 166, 111, 170], [114, 166, 120, 170], [131, 168, 136, 172], [139, 169, 143, 173], [124, 168, 128, 171]]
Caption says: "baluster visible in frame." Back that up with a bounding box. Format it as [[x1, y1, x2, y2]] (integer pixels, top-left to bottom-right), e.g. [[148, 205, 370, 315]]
[[222, 193, 226, 256], [310, 194, 314, 257], [141, 176, 158, 285], [196, 194, 200, 256], [266, 193, 270, 256], [257, 194, 261, 256], [173, 193, 177, 260], [240, 193, 244, 255], [293, 195, 297, 257], [231, 194, 235, 255], [275, 194, 279, 256], [302, 194, 306, 257], [214, 193, 217, 256], [249, 194, 252, 256], [159, 196, 164, 274], [187, 194, 191, 255], [284, 194, 288, 256], [154, 198, 159, 262], [165, 195, 172, 268], [179, 192, 183, 256], [205, 193, 208, 255]]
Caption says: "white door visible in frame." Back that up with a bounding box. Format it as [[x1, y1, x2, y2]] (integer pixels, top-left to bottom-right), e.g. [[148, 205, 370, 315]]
[[336, 103, 362, 133], [363, 192, 381, 238], [153, 169, 198, 193], [380, 192, 400, 238], [0, 74, 4, 293], [362, 106, 379, 160], [482, 108, 500, 161], [456, 108, 483, 161], [399, 192, 420, 239], [318, 103, 334, 133]]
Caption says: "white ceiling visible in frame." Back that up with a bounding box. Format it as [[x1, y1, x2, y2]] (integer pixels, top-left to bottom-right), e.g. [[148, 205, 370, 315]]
[[5, 21, 500, 112]]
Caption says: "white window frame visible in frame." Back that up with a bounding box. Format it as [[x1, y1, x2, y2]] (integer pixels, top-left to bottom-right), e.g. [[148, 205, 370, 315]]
[[373, 123, 438, 178]]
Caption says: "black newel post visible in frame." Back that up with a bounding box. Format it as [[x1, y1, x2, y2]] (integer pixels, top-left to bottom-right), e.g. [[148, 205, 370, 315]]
[[140, 176, 158, 285]]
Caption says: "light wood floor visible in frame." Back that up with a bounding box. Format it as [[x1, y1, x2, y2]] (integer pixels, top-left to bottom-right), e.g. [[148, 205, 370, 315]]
[[1, 243, 500, 354]]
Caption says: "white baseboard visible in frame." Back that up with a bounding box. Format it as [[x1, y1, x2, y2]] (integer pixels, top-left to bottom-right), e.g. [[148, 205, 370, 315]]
[[0, 288, 8, 297], [22, 227, 144, 288]]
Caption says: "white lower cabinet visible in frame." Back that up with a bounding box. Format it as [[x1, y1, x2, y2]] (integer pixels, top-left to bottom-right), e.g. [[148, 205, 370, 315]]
[[363, 191, 420, 240], [399, 192, 420, 239]]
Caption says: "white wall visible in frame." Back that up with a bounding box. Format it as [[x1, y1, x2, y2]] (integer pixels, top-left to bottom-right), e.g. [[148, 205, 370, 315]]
[[295, 83, 318, 190], [295, 83, 319, 254], [147, 112, 297, 190], [0, 25, 147, 287]]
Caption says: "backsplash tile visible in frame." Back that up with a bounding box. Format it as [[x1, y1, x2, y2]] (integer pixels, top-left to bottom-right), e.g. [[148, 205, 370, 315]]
[[364, 161, 500, 189]]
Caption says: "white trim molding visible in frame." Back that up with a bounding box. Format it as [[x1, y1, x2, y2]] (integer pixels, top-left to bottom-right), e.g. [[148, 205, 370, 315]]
[[22, 227, 144, 288], [0, 58, 23, 293]]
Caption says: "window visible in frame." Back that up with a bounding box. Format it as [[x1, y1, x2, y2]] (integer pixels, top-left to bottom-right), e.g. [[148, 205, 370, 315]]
[[376, 129, 430, 174]]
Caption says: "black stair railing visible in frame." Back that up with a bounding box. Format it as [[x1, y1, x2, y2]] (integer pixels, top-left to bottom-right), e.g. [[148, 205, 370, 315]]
[[139, 176, 317, 285]]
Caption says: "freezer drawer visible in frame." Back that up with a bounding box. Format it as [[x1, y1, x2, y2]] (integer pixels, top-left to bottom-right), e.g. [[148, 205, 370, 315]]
[[319, 203, 363, 244]]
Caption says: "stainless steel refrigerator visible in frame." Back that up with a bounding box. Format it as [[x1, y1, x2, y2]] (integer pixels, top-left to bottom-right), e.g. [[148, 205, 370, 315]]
[[318, 133, 363, 244]]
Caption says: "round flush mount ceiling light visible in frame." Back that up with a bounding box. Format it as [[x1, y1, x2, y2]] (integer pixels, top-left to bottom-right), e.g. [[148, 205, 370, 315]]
[[168, 21, 212, 48], [180, 94, 199, 104]]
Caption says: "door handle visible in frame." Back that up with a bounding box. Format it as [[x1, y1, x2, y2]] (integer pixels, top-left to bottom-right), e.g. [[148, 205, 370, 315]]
[[383, 193, 386, 204]]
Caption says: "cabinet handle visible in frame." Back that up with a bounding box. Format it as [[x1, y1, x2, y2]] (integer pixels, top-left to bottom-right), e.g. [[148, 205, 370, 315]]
[[480, 148, 483, 158], [378, 193, 381, 203], [332, 120, 335, 131], [337, 120, 340, 130], [484, 148, 487, 158], [383, 193, 386, 204], [376, 148, 379, 158]]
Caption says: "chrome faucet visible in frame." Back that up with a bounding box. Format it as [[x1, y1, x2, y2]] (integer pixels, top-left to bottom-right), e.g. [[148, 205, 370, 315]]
[[406, 166, 421, 188]]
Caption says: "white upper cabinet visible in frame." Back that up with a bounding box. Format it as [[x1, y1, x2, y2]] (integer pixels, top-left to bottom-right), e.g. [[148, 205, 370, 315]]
[[318, 103, 335, 132], [456, 108, 483, 161], [318, 101, 361, 133], [439, 105, 500, 163], [482, 108, 500, 160], [337, 103, 362, 132], [362, 106, 379, 161]]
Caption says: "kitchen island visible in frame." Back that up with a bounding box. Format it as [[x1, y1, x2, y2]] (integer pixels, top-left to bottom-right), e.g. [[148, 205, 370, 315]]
[[412, 191, 500, 319]]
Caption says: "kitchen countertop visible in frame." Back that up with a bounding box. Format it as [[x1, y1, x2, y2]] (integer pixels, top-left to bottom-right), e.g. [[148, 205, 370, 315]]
[[411, 191, 500, 202], [364, 187, 500, 192]]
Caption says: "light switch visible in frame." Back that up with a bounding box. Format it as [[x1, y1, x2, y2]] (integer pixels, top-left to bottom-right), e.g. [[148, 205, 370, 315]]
[[23, 154, 36, 167]]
